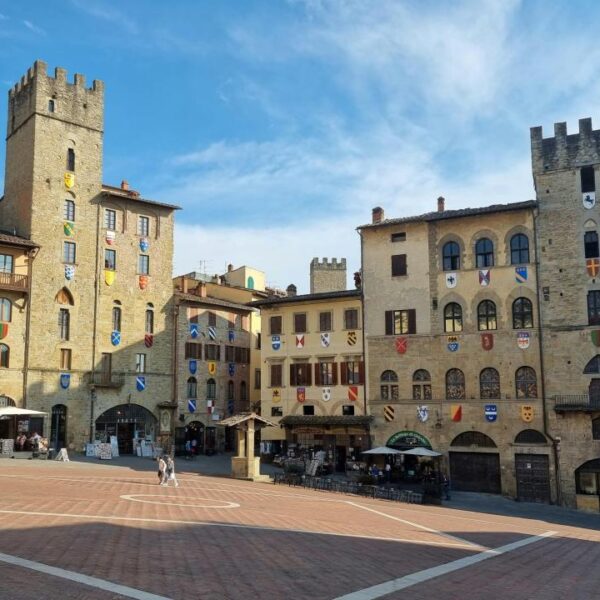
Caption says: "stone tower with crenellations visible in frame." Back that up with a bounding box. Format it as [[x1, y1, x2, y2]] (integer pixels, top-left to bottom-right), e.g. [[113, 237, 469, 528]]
[[309, 257, 347, 293]]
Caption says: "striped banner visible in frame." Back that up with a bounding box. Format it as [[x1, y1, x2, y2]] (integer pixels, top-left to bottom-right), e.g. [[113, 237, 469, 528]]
[[383, 405, 395, 422]]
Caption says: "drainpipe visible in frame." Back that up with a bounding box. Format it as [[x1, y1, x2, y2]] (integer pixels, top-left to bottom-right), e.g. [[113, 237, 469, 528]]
[[357, 228, 370, 450], [89, 199, 102, 443], [533, 206, 562, 506], [22, 246, 38, 409], [171, 298, 180, 453]]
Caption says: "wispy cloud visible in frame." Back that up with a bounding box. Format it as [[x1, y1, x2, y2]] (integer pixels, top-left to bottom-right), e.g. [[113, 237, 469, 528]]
[[23, 20, 45, 36], [69, 0, 139, 35]]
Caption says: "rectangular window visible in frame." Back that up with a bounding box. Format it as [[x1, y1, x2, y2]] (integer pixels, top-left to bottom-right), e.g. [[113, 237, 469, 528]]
[[234, 347, 250, 364], [138, 255, 149, 275], [385, 309, 416, 335], [256, 332, 261, 350], [255, 368, 261, 389], [64, 200, 75, 221], [391, 254, 407, 277], [63, 242, 76, 264], [342, 361, 364, 385], [588, 291, 600, 325], [271, 406, 283, 417], [60, 348, 72, 370], [225, 346, 235, 362], [319, 311, 332, 332], [205, 344, 220, 361], [342, 405, 355, 416], [294, 313, 307, 333], [48, 99, 55, 113], [208, 312, 217, 327], [104, 209, 116, 231], [290, 362, 312, 386], [582, 166, 596, 193], [585, 232, 599, 259], [316, 361, 337, 386], [58, 309, 70, 341], [135, 353, 146, 373], [184, 342, 202, 359], [0, 254, 14, 274], [344, 308, 359, 330], [104, 249, 116, 270], [138, 216, 150, 236], [270, 315, 282, 335], [270, 363, 282, 387], [67, 148, 75, 172], [145, 310, 154, 334], [303, 405, 315, 416], [391, 232, 406, 242]]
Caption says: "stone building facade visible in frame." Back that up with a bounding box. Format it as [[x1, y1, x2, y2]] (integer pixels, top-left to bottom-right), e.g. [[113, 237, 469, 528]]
[[531, 118, 600, 509], [0, 61, 178, 453], [254, 260, 368, 471], [359, 201, 555, 502]]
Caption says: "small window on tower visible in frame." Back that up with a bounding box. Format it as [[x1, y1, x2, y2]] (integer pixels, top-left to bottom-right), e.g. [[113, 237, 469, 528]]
[[48, 99, 55, 113], [581, 166, 596, 193], [67, 148, 75, 172]]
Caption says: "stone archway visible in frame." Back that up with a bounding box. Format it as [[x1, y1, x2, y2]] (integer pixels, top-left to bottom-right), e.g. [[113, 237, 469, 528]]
[[95, 404, 157, 455]]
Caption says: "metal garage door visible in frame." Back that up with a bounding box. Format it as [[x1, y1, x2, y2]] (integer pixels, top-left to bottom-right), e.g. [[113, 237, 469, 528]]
[[515, 454, 551, 504], [449, 452, 501, 494]]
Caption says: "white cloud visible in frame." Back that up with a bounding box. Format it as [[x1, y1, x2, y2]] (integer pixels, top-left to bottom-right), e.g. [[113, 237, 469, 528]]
[[69, 0, 138, 35], [23, 20, 45, 36]]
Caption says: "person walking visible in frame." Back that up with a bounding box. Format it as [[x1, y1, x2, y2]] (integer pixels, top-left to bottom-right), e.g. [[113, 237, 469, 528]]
[[164, 455, 179, 487], [157, 455, 167, 485]]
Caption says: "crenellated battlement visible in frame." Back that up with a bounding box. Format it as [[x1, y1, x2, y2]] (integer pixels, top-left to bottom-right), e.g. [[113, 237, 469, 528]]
[[7, 60, 104, 137], [310, 257, 347, 270], [531, 117, 600, 176]]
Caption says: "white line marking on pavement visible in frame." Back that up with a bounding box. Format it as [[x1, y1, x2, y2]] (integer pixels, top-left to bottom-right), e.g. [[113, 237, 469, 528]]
[[120, 494, 240, 509], [332, 530, 557, 600], [0, 551, 172, 600], [345, 501, 485, 550], [0, 509, 476, 549]]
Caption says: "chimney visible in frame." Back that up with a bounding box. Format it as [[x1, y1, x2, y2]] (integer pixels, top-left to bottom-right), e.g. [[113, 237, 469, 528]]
[[227, 263, 234, 272], [121, 180, 129, 191], [372, 206, 384, 224], [286, 284, 297, 297], [437, 196, 445, 212]]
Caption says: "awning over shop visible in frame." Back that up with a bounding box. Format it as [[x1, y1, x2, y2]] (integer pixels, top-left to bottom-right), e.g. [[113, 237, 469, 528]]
[[361, 446, 403, 455], [280, 416, 372, 428], [0, 407, 47, 419], [401, 447, 442, 457]]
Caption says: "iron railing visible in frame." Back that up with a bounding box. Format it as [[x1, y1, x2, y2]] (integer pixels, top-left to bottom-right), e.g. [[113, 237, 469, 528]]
[[87, 372, 125, 388], [553, 395, 600, 411]]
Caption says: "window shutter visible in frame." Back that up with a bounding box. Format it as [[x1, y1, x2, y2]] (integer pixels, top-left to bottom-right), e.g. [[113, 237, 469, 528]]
[[314, 364, 321, 386], [408, 309, 416, 334], [385, 311, 393, 335], [391, 254, 407, 276], [306, 365, 312, 386], [290, 364, 296, 387], [341, 362, 348, 385], [332, 362, 338, 385], [358, 361, 365, 384]]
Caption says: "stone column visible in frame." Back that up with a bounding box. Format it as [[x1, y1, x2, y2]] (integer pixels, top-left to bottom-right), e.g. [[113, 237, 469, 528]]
[[247, 418, 255, 476], [237, 426, 246, 458]]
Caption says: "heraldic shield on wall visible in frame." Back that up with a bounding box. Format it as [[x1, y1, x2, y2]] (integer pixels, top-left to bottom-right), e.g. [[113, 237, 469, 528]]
[[521, 405, 534, 422]]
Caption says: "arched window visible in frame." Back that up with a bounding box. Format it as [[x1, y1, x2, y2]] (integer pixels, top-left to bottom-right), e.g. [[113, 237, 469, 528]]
[[442, 241, 460, 271], [55, 287, 74, 305], [446, 369, 465, 399], [584, 355, 600, 374], [207, 378, 216, 400], [240, 381, 247, 401], [0, 343, 9, 368], [145, 305, 154, 334], [585, 231, 600, 259], [451, 431, 497, 448], [228, 380, 234, 400], [67, 148, 75, 171], [444, 303, 463, 332], [516, 367, 537, 398], [0, 298, 11, 322], [478, 300, 497, 331], [512, 298, 533, 329], [412, 369, 431, 400], [575, 459, 600, 495], [187, 377, 197, 398], [480, 368, 500, 399], [475, 238, 494, 268], [510, 233, 530, 264], [247, 276, 255, 289], [380, 370, 399, 401], [514, 429, 547, 444], [112, 305, 122, 332]]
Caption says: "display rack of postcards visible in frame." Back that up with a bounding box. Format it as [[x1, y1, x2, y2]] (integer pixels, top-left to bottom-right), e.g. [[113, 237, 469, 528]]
[[0, 439, 14, 456]]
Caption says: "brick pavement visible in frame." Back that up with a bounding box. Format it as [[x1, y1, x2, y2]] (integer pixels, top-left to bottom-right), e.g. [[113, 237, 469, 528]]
[[0, 459, 598, 599]]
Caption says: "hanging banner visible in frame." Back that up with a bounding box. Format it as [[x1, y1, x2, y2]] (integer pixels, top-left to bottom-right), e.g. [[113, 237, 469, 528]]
[[136, 376, 146, 392], [111, 331, 121, 346], [139, 275, 148, 290], [60, 373, 70, 390], [139, 238, 149, 252], [64, 265, 75, 280], [63, 221, 75, 237], [208, 361, 216, 375], [144, 334, 153, 348], [189, 360, 197, 374], [228, 363, 235, 376], [64, 172, 75, 189], [104, 270, 115, 286], [228, 330, 235, 342]]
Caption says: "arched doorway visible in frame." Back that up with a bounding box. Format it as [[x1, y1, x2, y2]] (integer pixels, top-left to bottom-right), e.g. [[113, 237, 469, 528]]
[[95, 404, 157, 455], [513, 429, 551, 504], [50, 404, 67, 451], [186, 421, 205, 455], [0, 395, 16, 440], [449, 431, 501, 494], [576, 458, 600, 499]]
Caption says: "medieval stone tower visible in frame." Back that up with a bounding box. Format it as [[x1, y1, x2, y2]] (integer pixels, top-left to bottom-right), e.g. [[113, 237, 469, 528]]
[[530, 118, 600, 505], [309, 257, 347, 293]]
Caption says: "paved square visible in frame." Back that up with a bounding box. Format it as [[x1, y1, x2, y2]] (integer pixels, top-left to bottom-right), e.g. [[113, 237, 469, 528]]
[[0, 459, 598, 599]]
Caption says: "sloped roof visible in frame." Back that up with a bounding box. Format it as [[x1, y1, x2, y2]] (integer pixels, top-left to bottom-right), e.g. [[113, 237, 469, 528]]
[[102, 184, 181, 210], [0, 231, 39, 249], [251, 289, 360, 308], [218, 412, 277, 428], [176, 292, 254, 312], [280, 415, 372, 427]]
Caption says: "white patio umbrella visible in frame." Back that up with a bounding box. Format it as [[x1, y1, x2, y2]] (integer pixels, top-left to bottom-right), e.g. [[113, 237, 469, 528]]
[[361, 446, 403, 455], [0, 407, 47, 418], [401, 447, 442, 457]]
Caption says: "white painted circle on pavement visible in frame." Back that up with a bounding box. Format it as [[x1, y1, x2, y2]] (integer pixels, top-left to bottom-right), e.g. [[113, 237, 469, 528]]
[[120, 494, 239, 509]]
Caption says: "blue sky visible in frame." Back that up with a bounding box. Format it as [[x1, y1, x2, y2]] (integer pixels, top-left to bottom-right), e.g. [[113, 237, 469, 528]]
[[1, 0, 599, 291]]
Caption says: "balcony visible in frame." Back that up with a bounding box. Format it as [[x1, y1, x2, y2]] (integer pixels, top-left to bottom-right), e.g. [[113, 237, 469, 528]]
[[553, 395, 600, 413], [0, 272, 28, 293], [87, 371, 125, 389]]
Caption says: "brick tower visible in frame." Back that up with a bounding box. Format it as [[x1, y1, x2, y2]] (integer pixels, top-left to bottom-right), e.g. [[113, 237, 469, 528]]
[[309, 257, 347, 293]]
